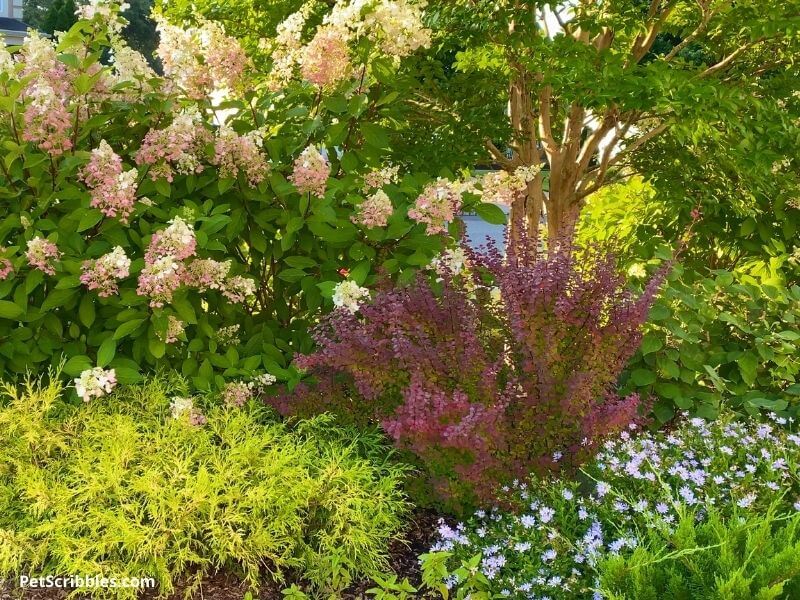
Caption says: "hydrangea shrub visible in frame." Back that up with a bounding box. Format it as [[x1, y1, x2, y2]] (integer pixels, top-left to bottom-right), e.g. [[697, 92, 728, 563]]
[[426, 413, 800, 597], [273, 229, 669, 510], [0, 1, 486, 391]]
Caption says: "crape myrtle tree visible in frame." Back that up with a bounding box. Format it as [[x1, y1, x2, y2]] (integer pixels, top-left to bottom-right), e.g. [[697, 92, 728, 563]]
[[422, 0, 800, 244]]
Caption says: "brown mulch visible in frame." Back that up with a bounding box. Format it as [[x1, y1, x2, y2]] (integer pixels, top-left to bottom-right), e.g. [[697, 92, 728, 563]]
[[0, 510, 442, 600]]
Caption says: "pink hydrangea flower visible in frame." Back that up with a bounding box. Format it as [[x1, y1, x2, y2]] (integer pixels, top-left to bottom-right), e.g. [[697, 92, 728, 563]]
[[0, 249, 14, 281], [145, 217, 197, 263], [25, 237, 60, 275], [159, 315, 185, 344], [135, 107, 209, 182], [184, 258, 231, 292], [289, 146, 330, 197], [136, 255, 185, 307], [222, 275, 256, 304], [353, 189, 394, 227], [362, 165, 400, 191], [81, 141, 139, 222], [223, 381, 251, 407], [22, 82, 72, 157], [155, 15, 247, 99], [80, 246, 131, 297], [408, 179, 463, 235], [213, 125, 269, 186], [300, 26, 351, 87]]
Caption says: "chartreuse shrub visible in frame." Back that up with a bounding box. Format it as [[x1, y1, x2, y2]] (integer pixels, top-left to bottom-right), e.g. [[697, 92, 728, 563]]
[[597, 506, 800, 600], [419, 412, 800, 598], [0, 376, 408, 597], [273, 231, 669, 511], [0, 0, 494, 392]]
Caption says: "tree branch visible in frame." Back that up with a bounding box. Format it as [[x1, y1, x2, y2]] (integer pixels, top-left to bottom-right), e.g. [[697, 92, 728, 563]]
[[699, 38, 765, 78]]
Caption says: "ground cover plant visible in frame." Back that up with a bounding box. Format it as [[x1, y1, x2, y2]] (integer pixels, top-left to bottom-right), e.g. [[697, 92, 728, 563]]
[[0, 376, 408, 597], [423, 413, 800, 598]]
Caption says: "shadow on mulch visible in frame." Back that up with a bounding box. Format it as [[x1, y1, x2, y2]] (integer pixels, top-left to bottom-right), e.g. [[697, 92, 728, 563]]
[[0, 511, 442, 600]]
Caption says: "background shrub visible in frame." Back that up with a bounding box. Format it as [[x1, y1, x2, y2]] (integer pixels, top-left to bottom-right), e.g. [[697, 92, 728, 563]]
[[623, 268, 800, 422], [0, 377, 408, 597], [274, 232, 667, 511], [578, 179, 800, 422]]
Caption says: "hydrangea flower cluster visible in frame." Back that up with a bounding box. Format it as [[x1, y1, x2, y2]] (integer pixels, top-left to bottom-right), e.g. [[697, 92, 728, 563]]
[[221, 275, 257, 304], [222, 382, 252, 407], [480, 165, 541, 206], [137, 217, 196, 307], [353, 189, 394, 227], [430, 247, 468, 277], [135, 106, 210, 182], [74, 367, 117, 402], [289, 146, 330, 197], [408, 178, 465, 234], [25, 237, 61, 276], [76, 0, 130, 34], [430, 413, 800, 598], [154, 15, 248, 99], [136, 217, 255, 307], [0, 249, 14, 281], [169, 396, 207, 426], [80, 246, 131, 297], [268, 0, 430, 90], [362, 0, 432, 58], [362, 164, 400, 191], [81, 140, 139, 222], [332, 280, 371, 313], [159, 315, 186, 344], [300, 25, 352, 87], [213, 125, 270, 186], [17, 32, 73, 157]]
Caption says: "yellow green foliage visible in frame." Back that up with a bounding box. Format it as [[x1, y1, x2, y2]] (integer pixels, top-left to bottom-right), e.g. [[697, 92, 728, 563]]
[[0, 377, 408, 598]]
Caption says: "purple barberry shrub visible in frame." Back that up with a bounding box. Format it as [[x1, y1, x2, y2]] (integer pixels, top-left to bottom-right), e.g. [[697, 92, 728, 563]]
[[272, 225, 670, 511]]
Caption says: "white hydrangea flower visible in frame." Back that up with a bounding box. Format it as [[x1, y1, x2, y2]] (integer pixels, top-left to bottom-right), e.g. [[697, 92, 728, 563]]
[[332, 280, 370, 313], [74, 367, 117, 402]]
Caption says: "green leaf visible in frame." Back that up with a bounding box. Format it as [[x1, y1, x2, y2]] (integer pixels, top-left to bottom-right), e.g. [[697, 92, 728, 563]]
[[737, 353, 758, 386], [113, 318, 146, 340], [474, 203, 507, 225], [640, 333, 663, 355], [317, 281, 337, 299], [79, 295, 96, 327], [776, 330, 800, 341], [77, 209, 104, 232], [155, 178, 171, 197], [360, 123, 390, 149], [648, 303, 671, 321], [114, 366, 142, 384], [63, 355, 92, 376], [630, 368, 657, 386], [0, 300, 23, 320], [284, 256, 318, 269], [97, 337, 116, 367], [349, 261, 371, 285], [149, 337, 166, 359]]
